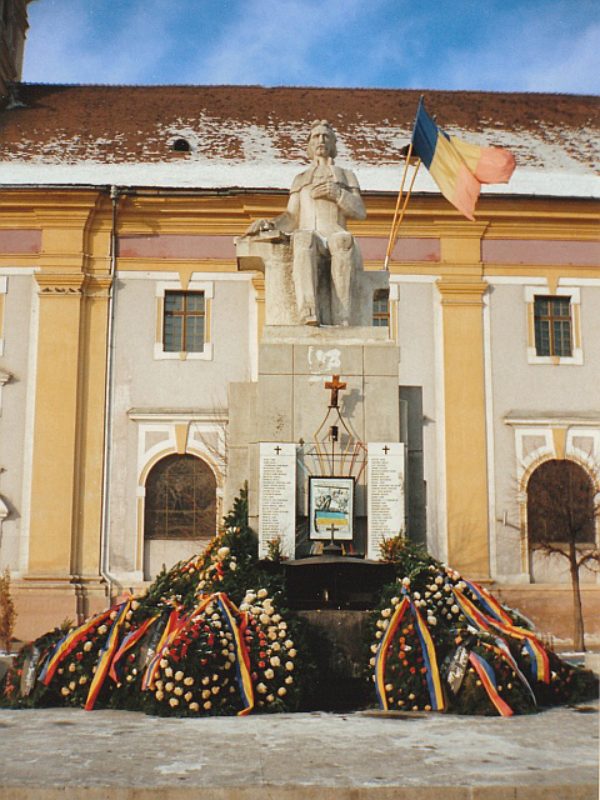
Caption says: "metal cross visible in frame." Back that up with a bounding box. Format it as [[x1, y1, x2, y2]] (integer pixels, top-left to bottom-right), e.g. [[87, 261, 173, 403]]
[[325, 374, 347, 408], [383, 445, 390, 454], [274, 445, 282, 454]]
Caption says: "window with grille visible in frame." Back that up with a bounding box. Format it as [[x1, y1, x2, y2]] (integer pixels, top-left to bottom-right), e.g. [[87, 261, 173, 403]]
[[534, 296, 572, 357], [144, 454, 216, 540], [163, 291, 205, 353], [372, 289, 390, 327]]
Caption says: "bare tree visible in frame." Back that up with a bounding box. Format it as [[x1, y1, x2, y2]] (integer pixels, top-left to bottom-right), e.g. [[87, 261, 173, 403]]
[[527, 459, 600, 651]]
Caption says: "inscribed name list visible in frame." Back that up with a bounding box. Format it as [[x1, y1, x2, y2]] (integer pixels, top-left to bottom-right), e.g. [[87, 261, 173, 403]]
[[258, 442, 297, 559], [367, 442, 405, 560]]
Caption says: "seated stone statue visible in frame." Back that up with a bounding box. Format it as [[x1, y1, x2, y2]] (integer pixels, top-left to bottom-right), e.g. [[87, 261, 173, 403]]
[[244, 120, 367, 326]]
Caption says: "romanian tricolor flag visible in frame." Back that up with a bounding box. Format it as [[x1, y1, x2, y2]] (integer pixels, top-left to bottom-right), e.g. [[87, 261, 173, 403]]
[[411, 97, 516, 221]]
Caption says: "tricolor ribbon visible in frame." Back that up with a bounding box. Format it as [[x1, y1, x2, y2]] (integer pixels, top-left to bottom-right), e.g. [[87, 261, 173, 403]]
[[410, 599, 445, 711], [85, 598, 132, 711], [374, 595, 445, 712], [453, 587, 550, 684], [214, 592, 254, 716], [468, 651, 514, 717], [39, 609, 113, 686], [108, 615, 158, 684], [140, 607, 187, 691], [489, 638, 537, 706], [462, 579, 514, 626]]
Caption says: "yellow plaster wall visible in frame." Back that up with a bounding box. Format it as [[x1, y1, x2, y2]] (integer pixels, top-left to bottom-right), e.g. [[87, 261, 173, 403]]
[[437, 275, 490, 579], [28, 273, 85, 575]]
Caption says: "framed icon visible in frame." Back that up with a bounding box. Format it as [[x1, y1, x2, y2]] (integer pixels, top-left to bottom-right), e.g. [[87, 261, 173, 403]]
[[309, 476, 354, 541]]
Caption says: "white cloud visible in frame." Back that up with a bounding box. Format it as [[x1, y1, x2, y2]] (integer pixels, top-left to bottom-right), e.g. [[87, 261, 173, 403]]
[[430, 13, 600, 93], [23, 0, 176, 84]]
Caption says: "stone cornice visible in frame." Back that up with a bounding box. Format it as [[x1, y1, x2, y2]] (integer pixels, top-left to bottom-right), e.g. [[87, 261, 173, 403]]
[[35, 273, 85, 294]]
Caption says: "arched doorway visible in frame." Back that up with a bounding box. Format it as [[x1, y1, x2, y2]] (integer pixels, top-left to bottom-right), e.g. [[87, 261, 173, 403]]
[[526, 458, 596, 581], [143, 453, 217, 579]]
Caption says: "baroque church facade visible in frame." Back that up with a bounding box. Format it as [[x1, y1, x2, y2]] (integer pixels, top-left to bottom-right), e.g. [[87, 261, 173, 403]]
[[0, 2, 599, 644]]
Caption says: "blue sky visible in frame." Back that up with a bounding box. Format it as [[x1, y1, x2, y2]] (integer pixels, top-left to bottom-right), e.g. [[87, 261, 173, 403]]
[[23, 0, 600, 93]]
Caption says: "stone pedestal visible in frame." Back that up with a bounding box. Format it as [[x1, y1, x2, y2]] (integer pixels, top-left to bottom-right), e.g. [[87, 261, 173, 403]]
[[226, 326, 403, 554]]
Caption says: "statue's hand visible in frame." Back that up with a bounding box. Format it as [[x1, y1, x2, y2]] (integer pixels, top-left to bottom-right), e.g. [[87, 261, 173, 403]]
[[246, 218, 276, 236], [311, 180, 342, 202]]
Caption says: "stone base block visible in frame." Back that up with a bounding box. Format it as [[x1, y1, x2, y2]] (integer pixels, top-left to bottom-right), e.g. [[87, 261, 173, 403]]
[[11, 577, 109, 644], [493, 582, 600, 650]]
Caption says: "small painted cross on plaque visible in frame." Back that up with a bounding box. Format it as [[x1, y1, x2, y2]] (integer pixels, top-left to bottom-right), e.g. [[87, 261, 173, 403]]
[[325, 374, 347, 408]]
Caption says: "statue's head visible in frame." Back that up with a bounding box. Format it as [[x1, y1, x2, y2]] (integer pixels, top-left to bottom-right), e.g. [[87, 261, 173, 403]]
[[307, 120, 337, 160]]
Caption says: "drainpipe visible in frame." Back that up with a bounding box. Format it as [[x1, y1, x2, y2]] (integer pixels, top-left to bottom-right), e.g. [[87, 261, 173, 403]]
[[99, 186, 120, 600]]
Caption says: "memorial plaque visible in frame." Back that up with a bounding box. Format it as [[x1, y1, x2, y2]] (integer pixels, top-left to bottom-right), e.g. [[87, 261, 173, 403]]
[[259, 442, 297, 558], [367, 442, 406, 560]]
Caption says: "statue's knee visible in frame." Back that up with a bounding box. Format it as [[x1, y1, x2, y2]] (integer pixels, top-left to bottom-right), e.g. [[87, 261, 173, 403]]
[[293, 230, 316, 250], [328, 232, 353, 252]]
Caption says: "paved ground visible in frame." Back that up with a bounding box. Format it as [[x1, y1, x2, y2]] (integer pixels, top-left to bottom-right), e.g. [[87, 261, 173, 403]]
[[0, 701, 598, 799]]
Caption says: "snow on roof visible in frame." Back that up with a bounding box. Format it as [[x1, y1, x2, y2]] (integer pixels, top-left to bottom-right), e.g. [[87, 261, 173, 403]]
[[1, 84, 598, 197]]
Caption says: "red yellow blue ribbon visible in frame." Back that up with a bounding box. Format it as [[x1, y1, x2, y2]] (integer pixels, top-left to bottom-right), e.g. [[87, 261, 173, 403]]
[[453, 587, 550, 684], [374, 596, 445, 712], [468, 651, 514, 717], [85, 599, 132, 711], [374, 597, 409, 710], [141, 608, 183, 691], [462, 579, 514, 626], [215, 592, 254, 716], [39, 609, 113, 686], [108, 615, 158, 684], [409, 599, 446, 711]]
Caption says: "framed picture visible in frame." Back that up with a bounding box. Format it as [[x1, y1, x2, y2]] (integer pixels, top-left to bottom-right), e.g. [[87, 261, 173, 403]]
[[309, 476, 355, 541]]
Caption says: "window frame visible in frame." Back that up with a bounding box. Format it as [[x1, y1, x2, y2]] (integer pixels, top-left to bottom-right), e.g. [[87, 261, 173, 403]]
[[372, 288, 390, 328], [524, 286, 582, 366], [154, 280, 213, 360], [143, 452, 217, 541]]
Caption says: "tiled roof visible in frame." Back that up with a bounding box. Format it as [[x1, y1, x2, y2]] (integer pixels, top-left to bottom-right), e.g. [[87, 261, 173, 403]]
[[1, 83, 598, 196]]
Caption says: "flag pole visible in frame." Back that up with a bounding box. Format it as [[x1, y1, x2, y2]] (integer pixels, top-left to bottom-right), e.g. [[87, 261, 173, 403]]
[[383, 143, 422, 270], [388, 156, 421, 251]]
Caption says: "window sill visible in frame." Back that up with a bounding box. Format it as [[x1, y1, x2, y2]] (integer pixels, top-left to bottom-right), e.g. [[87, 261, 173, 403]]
[[154, 343, 213, 361], [526, 347, 583, 366]]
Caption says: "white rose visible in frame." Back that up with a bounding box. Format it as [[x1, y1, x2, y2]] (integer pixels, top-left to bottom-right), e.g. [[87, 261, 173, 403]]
[[272, 614, 281, 624], [189, 702, 200, 711], [169, 697, 179, 708], [83, 641, 93, 652], [266, 694, 275, 703], [175, 671, 184, 681], [288, 649, 297, 658], [155, 690, 164, 701], [285, 675, 294, 685], [184, 677, 194, 686], [229, 562, 237, 571], [451, 605, 459, 614], [285, 661, 294, 671], [217, 546, 230, 560], [203, 701, 212, 710], [257, 683, 267, 694], [165, 682, 174, 692], [164, 667, 173, 678], [98, 625, 108, 635], [390, 596, 399, 606], [270, 656, 281, 667], [244, 593, 256, 604], [257, 588, 268, 599], [381, 608, 391, 618], [284, 640, 294, 649], [277, 687, 287, 697], [60, 687, 70, 696], [264, 668, 275, 680], [401, 577, 411, 587], [174, 687, 183, 696]]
